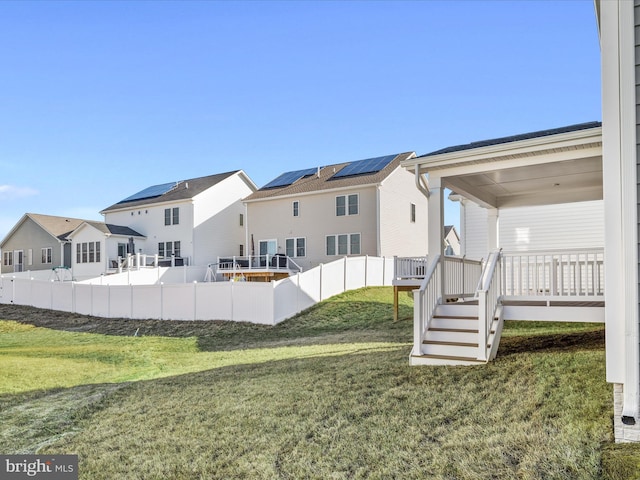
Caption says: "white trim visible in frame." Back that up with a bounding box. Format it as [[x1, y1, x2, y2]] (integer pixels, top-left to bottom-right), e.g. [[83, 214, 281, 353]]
[[402, 126, 602, 171]]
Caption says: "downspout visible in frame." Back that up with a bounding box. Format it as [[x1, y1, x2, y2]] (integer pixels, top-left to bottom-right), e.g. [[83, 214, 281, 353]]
[[414, 168, 430, 199], [244, 202, 249, 258], [617, 0, 639, 425]]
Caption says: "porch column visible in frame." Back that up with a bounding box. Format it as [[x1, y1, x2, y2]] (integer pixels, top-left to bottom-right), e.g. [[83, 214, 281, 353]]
[[427, 176, 445, 299], [487, 208, 499, 252]]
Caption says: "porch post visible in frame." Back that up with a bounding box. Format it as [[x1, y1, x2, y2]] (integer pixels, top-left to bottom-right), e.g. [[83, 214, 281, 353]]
[[428, 176, 445, 299], [487, 208, 499, 252]]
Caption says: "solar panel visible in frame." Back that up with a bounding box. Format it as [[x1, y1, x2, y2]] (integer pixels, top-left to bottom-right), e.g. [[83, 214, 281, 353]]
[[332, 154, 397, 179], [261, 168, 318, 189], [118, 182, 178, 204]]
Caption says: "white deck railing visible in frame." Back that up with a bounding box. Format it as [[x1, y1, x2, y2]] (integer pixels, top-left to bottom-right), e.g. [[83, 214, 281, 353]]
[[478, 250, 503, 361], [443, 256, 483, 299], [394, 256, 429, 280], [413, 254, 441, 357], [216, 255, 303, 273], [501, 249, 604, 298]]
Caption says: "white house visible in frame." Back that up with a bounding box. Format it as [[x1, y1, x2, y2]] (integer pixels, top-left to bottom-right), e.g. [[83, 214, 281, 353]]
[[66, 221, 146, 280], [100, 170, 257, 269], [241, 152, 428, 272]]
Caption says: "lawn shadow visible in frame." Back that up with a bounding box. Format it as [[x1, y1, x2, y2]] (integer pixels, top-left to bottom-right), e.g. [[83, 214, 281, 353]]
[[498, 329, 605, 356]]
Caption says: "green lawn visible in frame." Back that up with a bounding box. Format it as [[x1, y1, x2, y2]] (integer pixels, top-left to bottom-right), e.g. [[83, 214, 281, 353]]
[[0, 287, 634, 479]]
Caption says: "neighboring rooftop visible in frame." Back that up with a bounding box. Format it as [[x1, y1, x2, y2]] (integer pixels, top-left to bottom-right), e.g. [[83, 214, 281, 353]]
[[101, 171, 242, 212], [82, 221, 145, 238], [245, 152, 415, 201], [419, 121, 602, 158], [25, 213, 87, 241]]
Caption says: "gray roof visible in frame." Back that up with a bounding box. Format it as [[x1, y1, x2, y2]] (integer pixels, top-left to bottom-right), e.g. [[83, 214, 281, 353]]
[[419, 121, 602, 158], [101, 171, 241, 212], [83, 221, 145, 238], [245, 152, 415, 201], [25, 213, 88, 241]]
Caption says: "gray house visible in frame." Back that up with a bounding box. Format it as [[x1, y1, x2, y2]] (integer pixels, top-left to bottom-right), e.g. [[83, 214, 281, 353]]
[[0, 213, 87, 274]]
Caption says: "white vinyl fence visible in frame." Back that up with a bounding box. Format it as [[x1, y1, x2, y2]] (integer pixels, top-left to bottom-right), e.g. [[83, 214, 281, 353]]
[[0, 256, 393, 325]]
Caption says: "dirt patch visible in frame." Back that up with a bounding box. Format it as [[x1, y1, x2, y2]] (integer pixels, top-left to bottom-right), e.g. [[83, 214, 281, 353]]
[[499, 329, 605, 356], [0, 303, 244, 338]]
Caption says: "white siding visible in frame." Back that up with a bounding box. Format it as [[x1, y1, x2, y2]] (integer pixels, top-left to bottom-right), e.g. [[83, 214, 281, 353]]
[[378, 167, 428, 257], [104, 200, 195, 260], [192, 172, 254, 264], [460, 201, 488, 260], [462, 199, 604, 257]]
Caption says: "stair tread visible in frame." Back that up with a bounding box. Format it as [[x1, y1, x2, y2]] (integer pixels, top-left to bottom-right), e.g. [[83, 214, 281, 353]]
[[430, 328, 496, 334], [423, 340, 492, 348], [411, 353, 485, 363], [433, 315, 479, 320]]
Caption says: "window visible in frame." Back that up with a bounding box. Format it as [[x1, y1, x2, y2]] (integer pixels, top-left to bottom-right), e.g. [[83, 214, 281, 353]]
[[159, 241, 180, 258], [239, 244, 244, 256], [41, 247, 52, 264], [411, 203, 416, 223], [3, 251, 12, 266], [76, 242, 101, 264], [27, 249, 33, 266], [293, 201, 299, 217], [326, 233, 361, 256], [350, 234, 361, 255], [326, 236, 336, 256], [164, 207, 179, 226], [348, 194, 358, 215], [337, 234, 348, 255], [286, 237, 305, 257], [336, 196, 345, 216], [336, 194, 358, 216], [239, 213, 244, 226]]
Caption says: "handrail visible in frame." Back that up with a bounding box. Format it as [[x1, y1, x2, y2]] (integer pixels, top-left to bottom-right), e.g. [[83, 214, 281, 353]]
[[478, 250, 502, 362], [216, 255, 295, 271], [501, 249, 604, 297], [394, 256, 429, 280], [443, 255, 483, 299], [413, 254, 442, 357]]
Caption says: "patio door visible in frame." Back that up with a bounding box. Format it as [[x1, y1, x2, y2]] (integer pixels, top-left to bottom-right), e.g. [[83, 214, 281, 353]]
[[259, 240, 277, 265], [13, 250, 23, 272]]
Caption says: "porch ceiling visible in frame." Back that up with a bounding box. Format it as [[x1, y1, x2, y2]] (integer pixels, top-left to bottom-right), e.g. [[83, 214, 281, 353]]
[[444, 155, 602, 208], [405, 125, 603, 209]]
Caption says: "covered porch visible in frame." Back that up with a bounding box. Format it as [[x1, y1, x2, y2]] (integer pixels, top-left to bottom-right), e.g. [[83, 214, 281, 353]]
[[398, 122, 604, 365]]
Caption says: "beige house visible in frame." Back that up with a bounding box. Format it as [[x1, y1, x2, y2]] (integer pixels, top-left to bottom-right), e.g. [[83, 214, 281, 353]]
[[242, 152, 427, 271]]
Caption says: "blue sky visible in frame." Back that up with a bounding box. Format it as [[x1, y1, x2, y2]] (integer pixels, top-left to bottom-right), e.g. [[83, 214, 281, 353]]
[[0, 1, 601, 240]]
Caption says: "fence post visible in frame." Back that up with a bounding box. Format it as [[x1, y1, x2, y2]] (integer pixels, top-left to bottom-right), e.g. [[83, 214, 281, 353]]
[[343, 257, 347, 292], [365, 255, 368, 287], [193, 281, 197, 320]]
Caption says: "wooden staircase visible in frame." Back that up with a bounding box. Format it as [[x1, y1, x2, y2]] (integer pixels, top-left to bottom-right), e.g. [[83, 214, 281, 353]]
[[410, 302, 502, 366]]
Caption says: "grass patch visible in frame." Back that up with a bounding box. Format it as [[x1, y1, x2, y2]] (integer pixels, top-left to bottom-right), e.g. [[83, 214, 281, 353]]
[[0, 287, 633, 478]]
